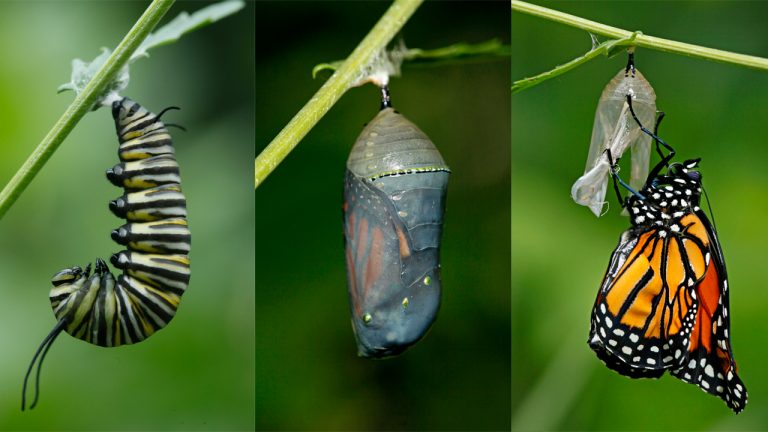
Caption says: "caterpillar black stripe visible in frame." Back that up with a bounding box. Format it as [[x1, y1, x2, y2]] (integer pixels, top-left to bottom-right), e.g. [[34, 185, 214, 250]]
[[22, 98, 191, 410]]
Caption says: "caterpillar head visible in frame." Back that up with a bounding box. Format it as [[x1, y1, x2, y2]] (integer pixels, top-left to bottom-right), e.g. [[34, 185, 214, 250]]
[[51, 264, 89, 287]]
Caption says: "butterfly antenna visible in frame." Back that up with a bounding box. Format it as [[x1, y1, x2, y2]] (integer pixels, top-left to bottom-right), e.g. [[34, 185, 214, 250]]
[[701, 185, 718, 233]]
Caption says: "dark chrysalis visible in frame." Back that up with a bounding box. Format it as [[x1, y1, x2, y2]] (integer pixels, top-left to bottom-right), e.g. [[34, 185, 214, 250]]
[[343, 87, 449, 358]]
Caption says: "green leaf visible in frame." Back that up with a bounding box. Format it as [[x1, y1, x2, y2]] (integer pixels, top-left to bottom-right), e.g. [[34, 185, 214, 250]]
[[312, 38, 509, 79], [58, 0, 245, 107], [132, 0, 245, 61], [312, 61, 343, 79], [57, 48, 129, 109], [403, 38, 510, 64]]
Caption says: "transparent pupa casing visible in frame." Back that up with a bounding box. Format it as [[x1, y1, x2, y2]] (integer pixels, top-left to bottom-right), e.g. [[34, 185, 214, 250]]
[[343, 107, 449, 358], [572, 68, 656, 216]]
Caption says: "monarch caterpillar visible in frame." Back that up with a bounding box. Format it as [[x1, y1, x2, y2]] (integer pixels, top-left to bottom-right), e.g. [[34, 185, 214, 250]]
[[21, 98, 191, 410], [343, 88, 449, 358], [572, 53, 656, 216], [589, 95, 746, 413]]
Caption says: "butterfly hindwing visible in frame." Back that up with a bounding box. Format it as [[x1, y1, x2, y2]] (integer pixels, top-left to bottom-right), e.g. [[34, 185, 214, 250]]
[[670, 209, 747, 413]]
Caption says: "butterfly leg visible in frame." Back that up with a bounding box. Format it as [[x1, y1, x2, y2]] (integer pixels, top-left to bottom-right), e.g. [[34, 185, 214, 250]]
[[606, 148, 644, 207], [626, 95, 676, 182]]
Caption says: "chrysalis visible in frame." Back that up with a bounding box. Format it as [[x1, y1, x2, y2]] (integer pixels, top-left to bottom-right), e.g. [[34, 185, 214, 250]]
[[343, 88, 449, 358], [571, 53, 656, 216]]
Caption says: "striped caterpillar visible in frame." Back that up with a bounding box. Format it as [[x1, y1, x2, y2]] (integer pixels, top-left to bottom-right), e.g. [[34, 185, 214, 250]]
[[22, 98, 191, 410]]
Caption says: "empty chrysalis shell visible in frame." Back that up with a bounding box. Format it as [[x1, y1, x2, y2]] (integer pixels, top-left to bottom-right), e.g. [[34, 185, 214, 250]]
[[343, 106, 449, 358], [572, 65, 656, 216]]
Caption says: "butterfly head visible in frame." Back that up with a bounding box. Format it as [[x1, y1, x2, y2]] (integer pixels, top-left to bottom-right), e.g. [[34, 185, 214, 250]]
[[627, 158, 703, 228], [668, 158, 702, 181]]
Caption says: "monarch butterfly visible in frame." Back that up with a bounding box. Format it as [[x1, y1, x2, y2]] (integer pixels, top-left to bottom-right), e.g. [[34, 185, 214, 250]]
[[343, 88, 449, 358], [22, 98, 190, 410], [572, 53, 656, 216], [588, 95, 746, 413]]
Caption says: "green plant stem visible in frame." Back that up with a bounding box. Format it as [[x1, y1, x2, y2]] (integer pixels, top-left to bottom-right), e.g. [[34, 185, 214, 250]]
[[255, 0, 423, 189], [0, 0, 175, 221], [512, 32, 639, 93], [511, 0, 768, 72]]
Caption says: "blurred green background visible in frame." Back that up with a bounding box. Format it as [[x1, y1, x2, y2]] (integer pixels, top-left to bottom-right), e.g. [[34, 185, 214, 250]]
[[0, 1, 254, 430], [256, 2, 510, 430], [512, 1, 768, 430]]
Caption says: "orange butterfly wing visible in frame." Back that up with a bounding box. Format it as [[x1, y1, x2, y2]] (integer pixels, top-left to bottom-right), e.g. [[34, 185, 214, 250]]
[[590, 211, 747, 412], [670, 212, 747, 413]]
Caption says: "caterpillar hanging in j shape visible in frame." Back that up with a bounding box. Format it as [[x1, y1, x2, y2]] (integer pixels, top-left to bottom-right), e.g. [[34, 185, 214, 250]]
[[21, 98, 191, 410]]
